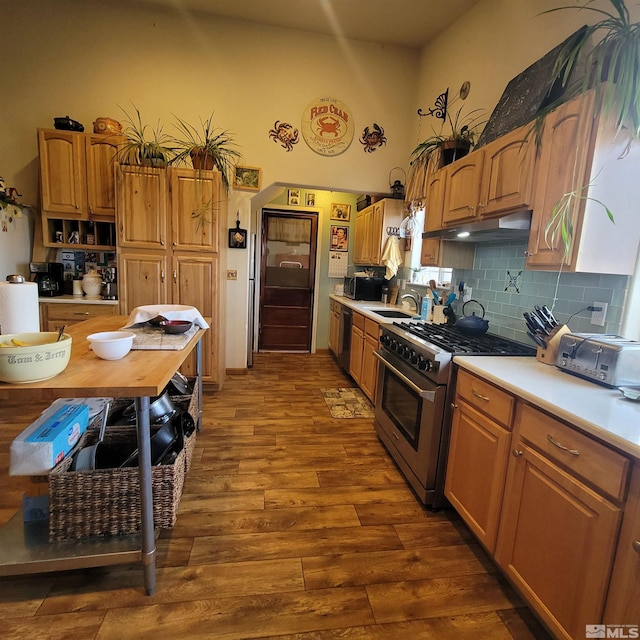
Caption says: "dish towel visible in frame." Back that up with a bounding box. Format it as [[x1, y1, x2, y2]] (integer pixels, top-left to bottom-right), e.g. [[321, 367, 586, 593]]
[[123, 305, 210, 329], [381, 235, 403, 279]]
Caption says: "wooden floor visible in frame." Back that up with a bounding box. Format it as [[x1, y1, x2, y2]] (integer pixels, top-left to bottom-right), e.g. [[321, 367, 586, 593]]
[[0, 352, 554, 639]]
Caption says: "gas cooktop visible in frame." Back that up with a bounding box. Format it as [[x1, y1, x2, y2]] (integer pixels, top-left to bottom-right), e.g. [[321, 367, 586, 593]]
[[391, 321, 536, 356]]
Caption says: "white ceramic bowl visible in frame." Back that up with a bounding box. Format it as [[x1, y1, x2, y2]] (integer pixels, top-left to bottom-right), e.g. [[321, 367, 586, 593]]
[[0, 332, 72, 383], [87, 331, 135, 360]]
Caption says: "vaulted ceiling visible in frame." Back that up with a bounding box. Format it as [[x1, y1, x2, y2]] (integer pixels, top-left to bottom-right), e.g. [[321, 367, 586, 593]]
[[130, 0, 482, 49]]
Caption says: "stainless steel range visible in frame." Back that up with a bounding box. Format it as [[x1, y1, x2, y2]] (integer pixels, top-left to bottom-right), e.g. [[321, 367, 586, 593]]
[[373, 321, 536, 508]]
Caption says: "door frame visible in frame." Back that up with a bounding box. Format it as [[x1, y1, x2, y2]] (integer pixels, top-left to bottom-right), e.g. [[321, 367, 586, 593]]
[[251, 206, 321, 354]]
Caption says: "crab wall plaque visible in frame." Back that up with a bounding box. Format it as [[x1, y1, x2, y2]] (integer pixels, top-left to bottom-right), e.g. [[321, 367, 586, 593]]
[[268, 121, 299, 152], [359, 123, 387, 153], [301, 97, 354, 156]]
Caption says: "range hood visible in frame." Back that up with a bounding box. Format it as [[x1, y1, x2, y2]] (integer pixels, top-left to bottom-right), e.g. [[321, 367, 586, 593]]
[[422, 211, 532, 244]]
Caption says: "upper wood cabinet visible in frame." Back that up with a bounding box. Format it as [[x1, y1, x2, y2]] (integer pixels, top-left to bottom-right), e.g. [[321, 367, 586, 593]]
[[423, 168, 446, 232], [526, 91, 640, 274], [420, 237, 474, 269], [441, 125, 535, 227], [353, 198, 404, 265], [38, 129, 120, 220]]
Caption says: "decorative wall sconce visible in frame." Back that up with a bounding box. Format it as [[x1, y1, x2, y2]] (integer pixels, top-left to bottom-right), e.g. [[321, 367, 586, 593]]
[[417, 88, 448, 121]]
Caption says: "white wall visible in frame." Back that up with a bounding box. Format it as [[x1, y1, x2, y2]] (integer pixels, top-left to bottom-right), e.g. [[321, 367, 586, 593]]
[[2, 0, 419, 368]]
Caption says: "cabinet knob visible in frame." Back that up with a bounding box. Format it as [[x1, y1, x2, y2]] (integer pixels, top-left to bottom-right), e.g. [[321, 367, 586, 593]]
[[477, 202, 485, 209], [632, 540, 640, 554], [512, 449, 523, 457], [524, 250, 533, 257], [173, 270, 177, 283], [161, 240, 165, 246], [450, 402, 458, 410], [161, 270, 165, 283], [467, 205, 474, 211]]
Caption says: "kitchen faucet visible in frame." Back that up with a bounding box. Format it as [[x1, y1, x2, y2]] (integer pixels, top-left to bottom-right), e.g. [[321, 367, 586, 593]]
[[400, 289, 422, 313]]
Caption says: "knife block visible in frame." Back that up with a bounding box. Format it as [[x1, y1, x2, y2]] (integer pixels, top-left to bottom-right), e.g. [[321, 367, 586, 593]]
[[536, 324, 571, 365]]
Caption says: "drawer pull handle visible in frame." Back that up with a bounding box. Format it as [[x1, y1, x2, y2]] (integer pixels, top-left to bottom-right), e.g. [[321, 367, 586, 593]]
[[472, 389, 490, 402], [392, 431, 400, 441], [73, 312, 90, 316], [633, 540, 640, 554], [547, 434, 580, 456]]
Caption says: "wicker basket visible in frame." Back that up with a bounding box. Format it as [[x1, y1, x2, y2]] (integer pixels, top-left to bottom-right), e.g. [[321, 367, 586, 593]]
[[48, 425, 185, 542], [170, 379, 199, 472]]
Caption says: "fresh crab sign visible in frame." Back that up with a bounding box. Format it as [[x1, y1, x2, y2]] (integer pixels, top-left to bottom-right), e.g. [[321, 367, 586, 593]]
[[301, 97, 354, 156]]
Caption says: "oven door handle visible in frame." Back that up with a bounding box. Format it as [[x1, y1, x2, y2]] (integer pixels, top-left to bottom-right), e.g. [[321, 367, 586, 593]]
[[373, 351, 436, 402]]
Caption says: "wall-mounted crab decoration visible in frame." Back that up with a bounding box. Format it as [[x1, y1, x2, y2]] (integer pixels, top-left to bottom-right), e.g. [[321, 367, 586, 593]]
[[360, 123, 387, 153], [268, 120, 299, 152]]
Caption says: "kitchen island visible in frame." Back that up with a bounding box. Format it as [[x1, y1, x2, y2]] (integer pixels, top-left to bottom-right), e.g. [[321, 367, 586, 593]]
[[0, 316, 205, 595]]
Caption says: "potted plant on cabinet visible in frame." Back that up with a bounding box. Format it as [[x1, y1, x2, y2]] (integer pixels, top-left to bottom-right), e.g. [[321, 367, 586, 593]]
[[540, 0, 640, 258], [170, 114, 242, 191], [116, 105, 176, 167]]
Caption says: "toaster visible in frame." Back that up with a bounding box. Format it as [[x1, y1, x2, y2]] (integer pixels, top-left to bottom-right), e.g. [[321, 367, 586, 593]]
[[556, 333, 640, 387]]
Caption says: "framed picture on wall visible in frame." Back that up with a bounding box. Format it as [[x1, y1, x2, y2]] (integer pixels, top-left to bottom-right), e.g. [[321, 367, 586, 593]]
[[233, 166, 261, 191], [288, 189, 301, 205], [305, 193, 316, 206], [330, 225, 349, 252], [330, 202, 351, 221]]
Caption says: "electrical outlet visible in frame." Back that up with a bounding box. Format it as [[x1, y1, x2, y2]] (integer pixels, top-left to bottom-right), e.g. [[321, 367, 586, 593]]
[[462, 286, 472, 303], [591, 301, 608, 326], [226, 270, 238, 281]]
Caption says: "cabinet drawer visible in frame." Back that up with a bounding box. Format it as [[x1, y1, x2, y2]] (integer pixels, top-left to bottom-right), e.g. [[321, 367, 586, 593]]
[[456, 369, 515, 428], [44, 303, 116, 322], [364, 318, 379, 339], [516, 403, 630, 502], [352, 311, 365, 331]]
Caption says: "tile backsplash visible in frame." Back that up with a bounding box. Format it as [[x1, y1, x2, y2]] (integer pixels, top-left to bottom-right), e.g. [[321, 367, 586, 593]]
[[402, 240, 628, 345]]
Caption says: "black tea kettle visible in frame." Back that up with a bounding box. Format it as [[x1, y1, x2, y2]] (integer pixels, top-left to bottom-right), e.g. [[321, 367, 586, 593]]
[[455, 300, 489, 336]]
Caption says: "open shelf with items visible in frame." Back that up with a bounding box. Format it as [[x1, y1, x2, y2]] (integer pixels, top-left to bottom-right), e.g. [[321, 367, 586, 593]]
[[42, 215, 116, 251]]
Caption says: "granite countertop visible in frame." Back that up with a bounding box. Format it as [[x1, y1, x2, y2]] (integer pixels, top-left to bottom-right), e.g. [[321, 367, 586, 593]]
[[454, 356, 640, 460], [39, 296, 119, 306]]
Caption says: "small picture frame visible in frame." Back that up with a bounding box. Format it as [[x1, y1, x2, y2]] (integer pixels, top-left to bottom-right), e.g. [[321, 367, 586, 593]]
[[330, 225, 349, 252], [305, 193, 316, 207], [330, 202, 351, 222], [288, 189, 301, 206], [233, 166, 261, 191]]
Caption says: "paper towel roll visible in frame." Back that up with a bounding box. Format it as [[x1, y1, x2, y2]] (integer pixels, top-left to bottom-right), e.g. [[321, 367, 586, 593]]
[[0, 280, 40, 334]]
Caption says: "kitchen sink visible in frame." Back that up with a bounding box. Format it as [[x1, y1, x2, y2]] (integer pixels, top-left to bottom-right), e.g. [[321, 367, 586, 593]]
[[366, 308, 417, 319]]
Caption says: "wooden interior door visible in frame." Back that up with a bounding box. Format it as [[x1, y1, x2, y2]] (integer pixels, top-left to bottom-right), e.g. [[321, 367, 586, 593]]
[[258, 210, 318, 351]]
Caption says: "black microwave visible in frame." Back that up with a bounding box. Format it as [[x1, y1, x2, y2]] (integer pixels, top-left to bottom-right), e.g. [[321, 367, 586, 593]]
[[343, 276, 385, 301]]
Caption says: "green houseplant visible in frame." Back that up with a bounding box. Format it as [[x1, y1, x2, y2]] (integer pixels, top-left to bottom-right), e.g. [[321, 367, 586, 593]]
[[170, 114, 242, 191], [116, 105, 176, 167]]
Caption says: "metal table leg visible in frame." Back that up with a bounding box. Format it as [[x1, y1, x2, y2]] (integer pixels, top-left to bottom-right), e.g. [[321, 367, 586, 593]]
[[135, 396, 156, 595], [196, 338, 203, 432]]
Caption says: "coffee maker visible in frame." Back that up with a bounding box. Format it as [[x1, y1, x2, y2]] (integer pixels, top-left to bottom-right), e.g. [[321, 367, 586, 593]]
[[101, 267, 118, 300], [30, 262, 64, 297]]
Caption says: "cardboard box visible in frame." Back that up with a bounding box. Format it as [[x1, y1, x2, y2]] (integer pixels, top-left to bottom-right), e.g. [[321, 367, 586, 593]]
[[10, 402, 90, 475]]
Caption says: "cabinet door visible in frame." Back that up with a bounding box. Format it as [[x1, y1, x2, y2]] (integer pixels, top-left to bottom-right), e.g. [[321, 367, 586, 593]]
[[117, 251, 169, 314], [328, 305, 340, 355], [424, 168, 446, 232], [445, 399, 510, 553], [603, 464, 640, 625], [368, 202, 385, 264], [442, 151, 483, 225], [360, 329, 379, 402], [86, 134, 120, 219], [349, 325, 364, 383], [496, 442, 621, 639], [170, 169, 220, 252], [526, 93, 596, 270], [354, 210, 367, 264], [420, 237, 441, 266], [38, 129, 87, 217], [173, 254, 217, 382], [116, 166, 169, 250], [478, 125, 535, 218]]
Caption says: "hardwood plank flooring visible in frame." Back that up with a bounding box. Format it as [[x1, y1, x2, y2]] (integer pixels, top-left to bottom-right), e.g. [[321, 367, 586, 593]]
[[0, 352, 553, 639]]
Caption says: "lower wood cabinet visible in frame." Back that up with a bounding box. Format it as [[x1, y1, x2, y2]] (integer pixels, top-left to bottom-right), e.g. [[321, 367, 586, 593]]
[[348, 311, 379, 403], [495, 403, 626, 640], [328, 299, 341, 356], [603, 463, 640, 625], [40, 301, 117, 331], [445, 370, 514, 553]]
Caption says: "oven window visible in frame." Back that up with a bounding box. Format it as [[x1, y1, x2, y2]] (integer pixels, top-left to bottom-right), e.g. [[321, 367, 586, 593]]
[[381, 368, 422, 449]]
